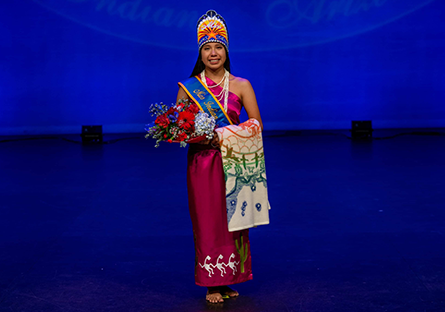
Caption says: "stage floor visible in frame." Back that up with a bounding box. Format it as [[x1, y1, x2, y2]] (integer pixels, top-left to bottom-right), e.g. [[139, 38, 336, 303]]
[[1, 130, 444, 312]]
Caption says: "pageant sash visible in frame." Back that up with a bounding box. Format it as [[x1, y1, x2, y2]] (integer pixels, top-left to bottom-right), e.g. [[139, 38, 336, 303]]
[[178, 76, 233, 127], [215, 118, 270, 232]]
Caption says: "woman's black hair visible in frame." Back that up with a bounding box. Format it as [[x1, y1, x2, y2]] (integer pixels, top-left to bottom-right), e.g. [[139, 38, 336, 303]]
[[190, 47, 231, 77]]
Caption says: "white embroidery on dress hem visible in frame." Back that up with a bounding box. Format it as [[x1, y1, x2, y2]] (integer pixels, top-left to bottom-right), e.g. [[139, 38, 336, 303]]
[[198, 255, 215, 277], [227, 254, 239, 275], [198, 253, 240, 277]]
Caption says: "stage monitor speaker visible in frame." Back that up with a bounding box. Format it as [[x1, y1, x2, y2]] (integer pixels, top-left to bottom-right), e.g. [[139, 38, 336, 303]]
[[351, 121, 373, 139], [81, 125, 103, 144]]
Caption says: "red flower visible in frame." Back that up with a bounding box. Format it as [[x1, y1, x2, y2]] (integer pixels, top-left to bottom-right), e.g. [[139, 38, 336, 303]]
[[177, 111, 195, 131], [166, 107, 176, 115], [168, 139, 172, 143], [155, 114, 170, 128], [176, 102, 185, 111], [186, 103, 199, 114], [176, 132, 188, 142]]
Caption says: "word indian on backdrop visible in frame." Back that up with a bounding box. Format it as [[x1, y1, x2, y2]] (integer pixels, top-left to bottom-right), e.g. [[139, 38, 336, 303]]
[[70, 0, 198, 29]]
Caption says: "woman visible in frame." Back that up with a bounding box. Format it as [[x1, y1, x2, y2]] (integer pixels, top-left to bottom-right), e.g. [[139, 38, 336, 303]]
[[176, 10, 263, 304]]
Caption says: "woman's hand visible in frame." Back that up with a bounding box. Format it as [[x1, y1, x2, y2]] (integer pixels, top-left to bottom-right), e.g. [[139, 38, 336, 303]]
[[210, 134, 220, 147]]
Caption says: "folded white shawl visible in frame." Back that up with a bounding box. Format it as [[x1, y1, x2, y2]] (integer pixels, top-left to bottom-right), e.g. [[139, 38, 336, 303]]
[[216, 118, 270, 232]]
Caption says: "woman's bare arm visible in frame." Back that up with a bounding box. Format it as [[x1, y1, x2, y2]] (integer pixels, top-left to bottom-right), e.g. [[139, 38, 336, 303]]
[[177, 87, 189, 103], [238, 79, 263, 130]]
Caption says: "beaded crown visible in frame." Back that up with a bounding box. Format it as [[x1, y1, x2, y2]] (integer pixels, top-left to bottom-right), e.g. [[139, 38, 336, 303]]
[[197, 10, 229, 51]]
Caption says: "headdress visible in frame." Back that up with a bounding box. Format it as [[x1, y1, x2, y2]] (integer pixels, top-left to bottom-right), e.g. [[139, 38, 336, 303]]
[[197, 10, 229, 51]]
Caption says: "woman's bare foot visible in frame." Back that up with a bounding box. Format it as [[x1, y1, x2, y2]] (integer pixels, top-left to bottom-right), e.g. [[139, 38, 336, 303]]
[[219, 286, 239, 298], [206, 287, 224, 304]]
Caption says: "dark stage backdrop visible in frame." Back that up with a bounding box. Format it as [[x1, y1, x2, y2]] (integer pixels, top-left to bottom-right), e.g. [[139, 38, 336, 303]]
[[1, 0, 444, 135]]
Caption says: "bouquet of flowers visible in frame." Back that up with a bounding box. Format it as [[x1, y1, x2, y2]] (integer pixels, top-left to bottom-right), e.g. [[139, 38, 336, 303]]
[[145, 98, 216, 147]]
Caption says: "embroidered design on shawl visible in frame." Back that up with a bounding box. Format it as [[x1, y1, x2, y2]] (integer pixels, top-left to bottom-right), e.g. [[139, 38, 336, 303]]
[[198, 253, 239, 277], [215, 118, 270, 232]]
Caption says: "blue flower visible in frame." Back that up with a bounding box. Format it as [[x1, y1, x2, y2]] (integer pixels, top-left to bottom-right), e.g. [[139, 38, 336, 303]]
[[168, 111, 179, 122]]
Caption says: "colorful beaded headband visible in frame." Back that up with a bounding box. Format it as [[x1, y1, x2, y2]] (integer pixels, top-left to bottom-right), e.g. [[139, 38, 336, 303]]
[[197, 10, 229, 51]]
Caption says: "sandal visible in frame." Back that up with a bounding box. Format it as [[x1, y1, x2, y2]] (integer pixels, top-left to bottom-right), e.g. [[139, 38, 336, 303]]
[[219, 286, 239, 298]]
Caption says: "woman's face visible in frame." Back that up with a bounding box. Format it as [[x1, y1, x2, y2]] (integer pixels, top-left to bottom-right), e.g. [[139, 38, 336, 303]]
[[201, 42, 226, 70]]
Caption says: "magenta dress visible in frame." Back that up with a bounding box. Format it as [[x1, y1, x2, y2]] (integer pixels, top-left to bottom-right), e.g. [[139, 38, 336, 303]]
[[186, 77, 253, 287]]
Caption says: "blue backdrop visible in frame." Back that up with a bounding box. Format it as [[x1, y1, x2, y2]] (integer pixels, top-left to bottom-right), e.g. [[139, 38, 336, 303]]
[[1, 0, 444, 134]]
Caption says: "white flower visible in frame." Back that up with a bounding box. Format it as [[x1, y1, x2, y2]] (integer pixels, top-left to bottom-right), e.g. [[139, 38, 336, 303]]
[[194, 112, 216, 139]]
